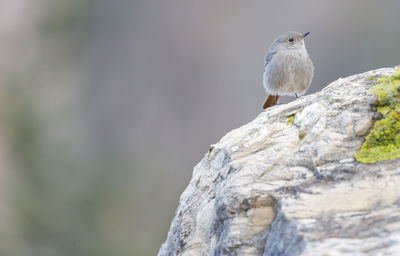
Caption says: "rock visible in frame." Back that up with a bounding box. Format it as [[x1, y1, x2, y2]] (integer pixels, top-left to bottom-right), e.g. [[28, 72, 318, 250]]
[[158, 66, 400, 256]]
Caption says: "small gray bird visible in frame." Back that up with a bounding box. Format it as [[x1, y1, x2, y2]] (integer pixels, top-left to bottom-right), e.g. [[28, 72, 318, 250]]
[[262, 31, 314, 109]]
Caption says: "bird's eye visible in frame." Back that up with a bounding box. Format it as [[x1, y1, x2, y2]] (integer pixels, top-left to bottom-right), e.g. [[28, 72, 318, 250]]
[[288, 38, 294, 43]]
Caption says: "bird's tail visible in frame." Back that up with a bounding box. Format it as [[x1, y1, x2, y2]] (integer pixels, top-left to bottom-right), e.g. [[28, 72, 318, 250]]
[[262, 95, 280, 109]]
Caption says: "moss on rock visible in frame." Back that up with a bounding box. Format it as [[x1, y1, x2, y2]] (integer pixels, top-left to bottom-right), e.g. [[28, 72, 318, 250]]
[[355, 68, 400, 163]]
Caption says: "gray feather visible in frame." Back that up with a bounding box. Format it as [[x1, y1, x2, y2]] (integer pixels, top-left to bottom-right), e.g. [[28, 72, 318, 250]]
[[264, 49, 276, 70]]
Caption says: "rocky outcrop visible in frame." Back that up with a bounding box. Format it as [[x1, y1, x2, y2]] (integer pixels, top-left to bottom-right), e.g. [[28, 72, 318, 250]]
[[158, 67, 400, 256]]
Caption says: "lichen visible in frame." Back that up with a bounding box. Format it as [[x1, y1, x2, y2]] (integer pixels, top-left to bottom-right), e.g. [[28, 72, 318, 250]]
[[355, 68, 400, 163], [286, 116, 294, 126], [324, 94, 337, 103]]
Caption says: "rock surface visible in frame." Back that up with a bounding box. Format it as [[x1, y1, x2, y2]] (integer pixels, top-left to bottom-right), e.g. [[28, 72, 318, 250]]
[[158, 67, 400, 256]]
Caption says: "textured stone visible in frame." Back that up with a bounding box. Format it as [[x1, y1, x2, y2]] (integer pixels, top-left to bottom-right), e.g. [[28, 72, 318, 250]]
[[158, 66, 400, 256]]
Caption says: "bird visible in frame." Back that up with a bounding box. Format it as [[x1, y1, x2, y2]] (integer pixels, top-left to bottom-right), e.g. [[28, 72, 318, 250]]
[[262, 31, 314, 109]]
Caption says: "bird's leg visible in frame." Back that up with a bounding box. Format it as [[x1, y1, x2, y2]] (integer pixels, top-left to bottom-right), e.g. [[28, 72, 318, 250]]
[[295, 93, 298, 99]]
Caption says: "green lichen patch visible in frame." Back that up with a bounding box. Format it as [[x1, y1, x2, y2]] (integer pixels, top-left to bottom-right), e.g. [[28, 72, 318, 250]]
[[355, 68, 400, 164], [286, 116, 294, 126]]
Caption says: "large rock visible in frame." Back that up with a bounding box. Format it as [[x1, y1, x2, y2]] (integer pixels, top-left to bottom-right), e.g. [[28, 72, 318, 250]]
[[158, 66, 400, 256]]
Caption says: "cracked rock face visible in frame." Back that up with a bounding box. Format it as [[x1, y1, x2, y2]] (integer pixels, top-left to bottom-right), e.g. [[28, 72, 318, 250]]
[[158, 67, 400, 256]]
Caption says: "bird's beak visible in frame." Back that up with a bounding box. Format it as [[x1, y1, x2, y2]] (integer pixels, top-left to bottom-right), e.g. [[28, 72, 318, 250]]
[[301, 32, 310, 39]]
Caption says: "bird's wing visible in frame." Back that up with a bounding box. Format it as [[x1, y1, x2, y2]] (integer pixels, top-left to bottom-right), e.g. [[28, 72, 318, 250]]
[[264, 50, 276, 70]]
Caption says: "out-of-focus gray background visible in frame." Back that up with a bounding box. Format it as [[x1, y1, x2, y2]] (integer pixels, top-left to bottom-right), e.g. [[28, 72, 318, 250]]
[[1, 0, 399, 255]]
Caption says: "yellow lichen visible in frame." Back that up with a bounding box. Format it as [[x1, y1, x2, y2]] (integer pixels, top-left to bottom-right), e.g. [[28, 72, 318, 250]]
[[286, 116, 294, 126], [355, 68, 400, 163]]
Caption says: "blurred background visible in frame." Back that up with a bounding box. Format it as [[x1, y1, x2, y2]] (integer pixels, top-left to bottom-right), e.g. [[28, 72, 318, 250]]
[[1, 0, 399, 255]]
